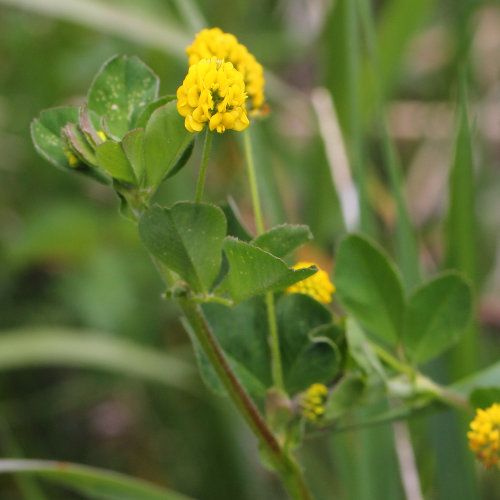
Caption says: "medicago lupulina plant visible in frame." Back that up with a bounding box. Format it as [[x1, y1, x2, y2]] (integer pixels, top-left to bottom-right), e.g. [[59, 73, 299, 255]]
[[31, 27, 500, 500]]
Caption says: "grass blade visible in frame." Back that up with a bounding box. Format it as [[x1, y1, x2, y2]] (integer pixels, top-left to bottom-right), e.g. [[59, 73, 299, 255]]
[[429, 73, 481, 500], [358, 0, 421, 290], [0, 328, 196, 392], [345, 0, 373, 235], [0, 420, 49, 500], [445, 74, 479, 377], [0, 459, 193, 500], [310, 88, 358, 232], [0, 0, 191, 59], [171, 0, 206, 33], [361, 0, 436, 114]]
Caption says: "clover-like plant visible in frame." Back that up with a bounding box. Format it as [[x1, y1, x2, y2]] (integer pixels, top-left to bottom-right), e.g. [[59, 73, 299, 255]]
[[29, 27, 500, 500]]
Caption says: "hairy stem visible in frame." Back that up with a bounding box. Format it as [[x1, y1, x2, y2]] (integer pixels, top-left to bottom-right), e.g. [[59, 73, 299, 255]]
[[149, 256, 313, 498], [178, 299, 314, 500]]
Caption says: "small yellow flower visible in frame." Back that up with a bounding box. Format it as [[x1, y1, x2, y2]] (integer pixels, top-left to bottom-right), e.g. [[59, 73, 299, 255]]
[[177, 58, 250, 134], [300, 383, 328, 422], [468, 403, 500, 469], [286, 261, 335, 304], [186, 28, 265, 112], [97, 130, 107, 142], [64, 148, 79, 167]]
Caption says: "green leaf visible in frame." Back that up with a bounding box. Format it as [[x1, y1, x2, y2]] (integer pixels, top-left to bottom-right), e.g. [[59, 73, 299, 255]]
[[203, 299, 271, 387], [324, 374, 365, 420], [199, 298, 272, 400], [135, 95, 175, 129], [402, 272, 472, 363], [96, 141, 136, 184], [0, 459, 192, 500], [469, 388, 500, 410], [31, 106, 80, 169], [276, 294, 340, 395], [345, 317, 385, 378], [220, 198, 253, 242], [194, 296, 341, 400], [62, 123, 98, 167], [0, 328, 195, 392], [216, 238, 316, 303], [143, 101, 193, 189], [252, 224, 313, 259], [138, 203, 226, 294], [312, 323, 345, 347], [88, 55, 159, 139], [165, 139, 195, 181], [335, 234, 405, 346], [121, 129, 145, 184]]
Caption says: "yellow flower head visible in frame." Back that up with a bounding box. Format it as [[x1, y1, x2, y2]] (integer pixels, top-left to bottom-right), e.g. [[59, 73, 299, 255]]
[[300, 383, 328, 422], [177, 58, 250, 134], [186, 28, 265, 112], [468, 403, 500, 469], [285, 261, 335, 304]]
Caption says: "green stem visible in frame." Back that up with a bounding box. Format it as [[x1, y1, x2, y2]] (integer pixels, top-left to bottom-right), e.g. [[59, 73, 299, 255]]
[[415, 375, 470, 411], [243, 129, 284, 391], [371, 343, 470, 411], [179, 300, 279, 450], [149, 257, 312, 498], [178, 299, 313, 500], [265, 293, 283, 389], [265, 292, 285, 391], [147, 132, 313, 498], [243, 129, 265, 234], [371, 343, 414, 378], [195, 129, 213, 203]]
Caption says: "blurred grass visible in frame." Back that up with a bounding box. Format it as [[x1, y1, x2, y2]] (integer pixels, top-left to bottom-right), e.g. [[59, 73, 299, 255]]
[[0, 0, 192, 58], [0, 0, 499, 499], [427, 71, 480, 500], [0, 420, 48, 500], [0, 459, 194, 500], [446, 74, 480, 376], [345, 0, 373, 236], [360, 0, 436, 116], [0, 328, 196, 391], [358, 0, 421, 289]]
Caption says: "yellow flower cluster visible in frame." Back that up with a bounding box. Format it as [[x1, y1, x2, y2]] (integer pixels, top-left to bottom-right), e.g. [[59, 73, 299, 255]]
[[177, 58, 249, 134], [186, 27, 265, 112], [300, 383, 328, 422], [468, 403, 500, 468], [286, 262, 335, 304]]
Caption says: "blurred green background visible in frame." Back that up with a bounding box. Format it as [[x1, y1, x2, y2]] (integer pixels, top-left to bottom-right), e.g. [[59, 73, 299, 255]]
[[1, 0, 500, 498]]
